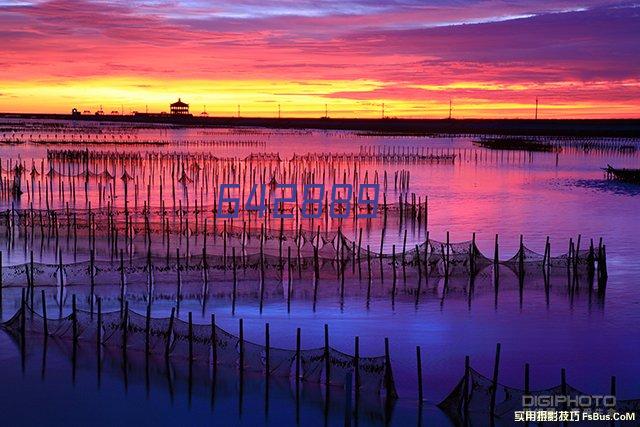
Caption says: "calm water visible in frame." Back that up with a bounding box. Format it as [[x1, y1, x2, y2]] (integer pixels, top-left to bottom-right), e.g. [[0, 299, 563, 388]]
[[0, 119, 639, 425]]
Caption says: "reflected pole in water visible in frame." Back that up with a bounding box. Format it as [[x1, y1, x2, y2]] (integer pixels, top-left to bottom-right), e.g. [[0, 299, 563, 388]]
[[97, 297, 102, 389], [41, 290, 48, 381], [238, 318, 244, 419], [20, 288, 26, 375], [264, 322, 270, 421], [295, 327, 301, 425], [345, 372, 352, 427], [210, 313, 217, 413]]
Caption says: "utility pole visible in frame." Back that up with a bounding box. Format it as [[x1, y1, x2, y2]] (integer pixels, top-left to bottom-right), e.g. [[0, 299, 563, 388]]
[[448, 99, 452, 119], [535, 97, 539, 120], [278, 103, 281, 119], [325, 104, 328, 118], [237, 104, 240, 118]]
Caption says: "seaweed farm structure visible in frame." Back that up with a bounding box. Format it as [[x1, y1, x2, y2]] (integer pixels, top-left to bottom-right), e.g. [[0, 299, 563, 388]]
[[438, 348, 640, 425], [2, 292, 638, 425], [473, 135, 640, 154], [473, 137, 561, 152], [1, 120, 639, 425], [603, 164, 640, 184], [4, 300, 396, 399]]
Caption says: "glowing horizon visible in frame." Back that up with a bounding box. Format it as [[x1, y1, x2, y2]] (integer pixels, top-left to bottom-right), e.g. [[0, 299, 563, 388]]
[[1, 1, 639, 119]]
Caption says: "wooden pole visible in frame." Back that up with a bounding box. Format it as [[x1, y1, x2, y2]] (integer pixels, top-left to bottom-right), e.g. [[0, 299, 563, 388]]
[[97, 298, 102, 351], [41, 289, 48, 336], [89, 249, 95, 317], [561, 368, 567, 414], [287, 247, 292, 313], [145, 302, 151, 354], [384, 337, 396, 398], [211, 313, 217, 367], [29, 250, 35, 308], [232, 247, 237, 315], [122, 300, 129, 351], [493, 234, 500, 294], [165, 307, 175, 358], [518, 234, 524, 277], [188, 311, 194, 362], [72, 294, 78, 344], [610, 375, 616, 399], [58, 250, 65, 317], [176, 248, 182, 307], [119, 249, 125, 314], [470, 233, 476, 275], [391, 245, 397, 297], [20, 287, 26, 357]]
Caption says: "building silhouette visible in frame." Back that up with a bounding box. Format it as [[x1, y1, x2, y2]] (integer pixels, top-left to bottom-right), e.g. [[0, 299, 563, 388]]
[[170, 98, 189, 115]]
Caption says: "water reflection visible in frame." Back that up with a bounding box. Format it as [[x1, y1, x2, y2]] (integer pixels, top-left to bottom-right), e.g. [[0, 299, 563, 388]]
[[0, 332, 452, 426], [568, 179, 640, 196]]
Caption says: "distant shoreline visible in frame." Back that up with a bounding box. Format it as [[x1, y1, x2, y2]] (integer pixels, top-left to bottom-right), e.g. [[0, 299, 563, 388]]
[[1, 113, 639, 137]]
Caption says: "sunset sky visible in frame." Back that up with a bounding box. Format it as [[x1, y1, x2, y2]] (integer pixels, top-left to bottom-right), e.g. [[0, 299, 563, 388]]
[[0, 0, 639, 118]]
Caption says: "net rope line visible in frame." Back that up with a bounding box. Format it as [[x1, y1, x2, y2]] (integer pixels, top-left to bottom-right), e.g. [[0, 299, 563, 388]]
[[4, 149, 425, 198], [39, 148, 456, 166], [438, 367, 640, 419], [0, 204, 598, 268], [2, 155, 425, 216], [3, 152, 451, 185], [0, 230, 602, 277], [0, 199, 414, 218], [0, 304, 395, 396], [4, 303, 636, 412]]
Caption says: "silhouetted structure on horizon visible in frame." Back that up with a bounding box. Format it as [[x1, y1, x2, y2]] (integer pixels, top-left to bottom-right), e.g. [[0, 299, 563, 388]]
[[170, 98, 189, 115]]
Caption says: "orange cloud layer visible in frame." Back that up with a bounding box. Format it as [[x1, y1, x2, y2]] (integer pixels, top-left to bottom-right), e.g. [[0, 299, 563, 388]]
[[0, 1, 638, 118]]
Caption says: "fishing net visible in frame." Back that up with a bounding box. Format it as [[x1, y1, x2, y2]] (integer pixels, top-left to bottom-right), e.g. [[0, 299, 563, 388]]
[[241, 339, 266, 372], [358, 356, 388, 392], [73, 310, 99, 341], [616, 399, 640, 413], [299, 348, 325, 383], [101, 310, 124, 346], [268, 347, 296, 377], [437, 367, 633, 420], [504, 246, 546, 267], [64, 262, 93, 286], [125, 310, 150, 350], [170, 319, 212, 361], [147, 315, 172, 353], [438, 376, 466, 414], [0, 225, 603, 290], [327, 347, 354, 387], [213, 325, 240, 366]]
